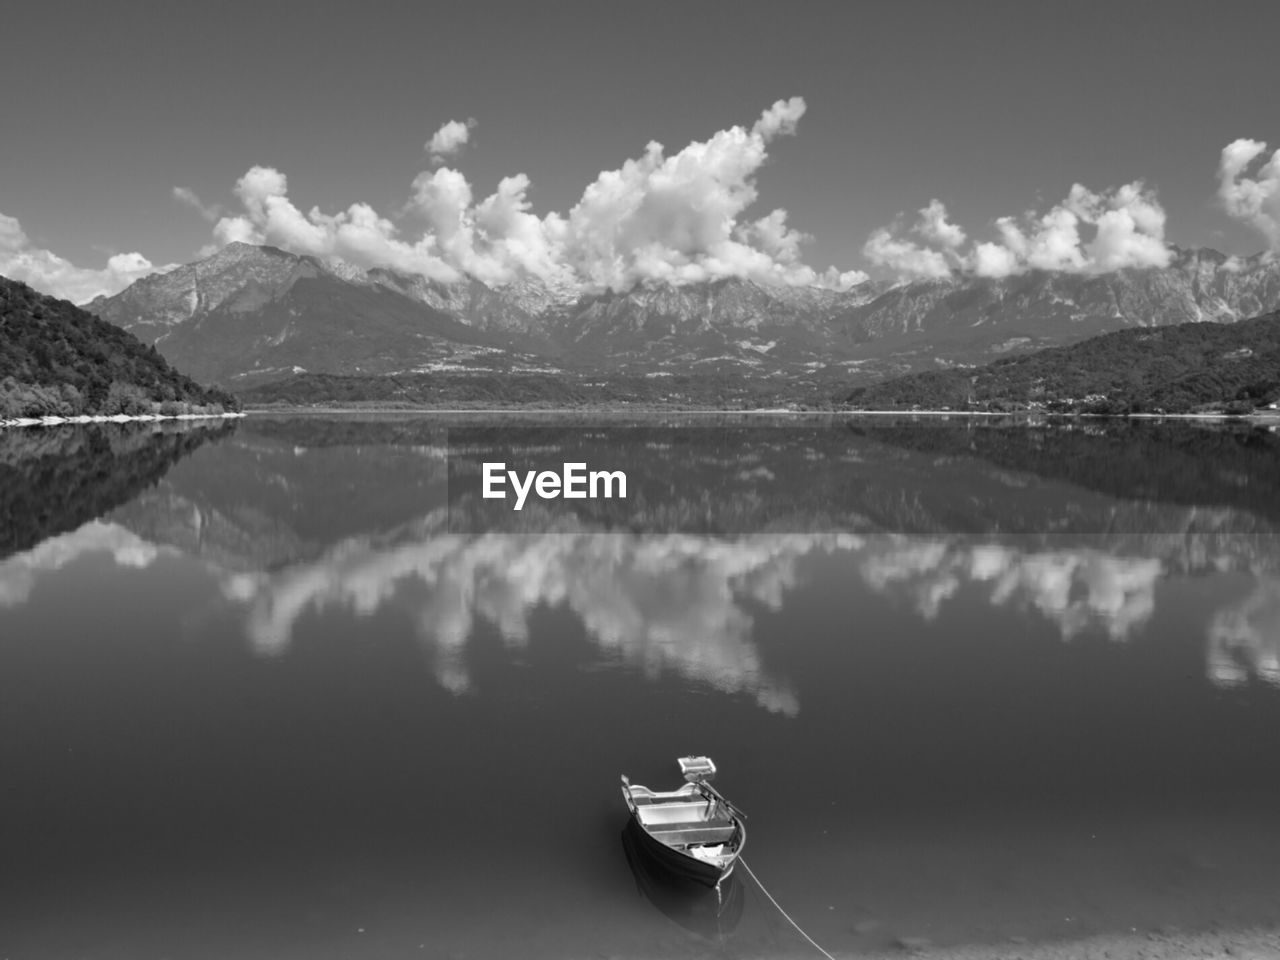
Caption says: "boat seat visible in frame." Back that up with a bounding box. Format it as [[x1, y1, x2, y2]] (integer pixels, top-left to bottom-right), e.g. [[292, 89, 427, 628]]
[[636, 800, 711, 825], [648, 820, 736, 846], [631, 791, 703, 805]]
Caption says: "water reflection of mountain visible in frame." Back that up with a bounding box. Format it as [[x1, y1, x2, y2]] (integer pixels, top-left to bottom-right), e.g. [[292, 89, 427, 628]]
[[447, 421, 1280, 535], [98, 418, 1280, 558], [93, 419, 1280, 708], [109, 418, 451, 570], [854, 419, 1280, 525], [0, 420, 234, 558], [6, 416, 1280, 710]]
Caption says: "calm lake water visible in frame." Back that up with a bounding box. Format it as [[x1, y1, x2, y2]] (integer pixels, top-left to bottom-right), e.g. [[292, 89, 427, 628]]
[[3, 414, 1280, 959]]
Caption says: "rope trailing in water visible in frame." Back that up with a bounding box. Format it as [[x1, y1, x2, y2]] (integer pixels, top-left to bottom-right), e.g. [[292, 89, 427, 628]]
[[737, 857, 838, 960]]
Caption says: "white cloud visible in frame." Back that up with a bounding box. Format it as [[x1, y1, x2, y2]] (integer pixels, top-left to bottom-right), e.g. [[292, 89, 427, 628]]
[[0, 211, 173, 303], [866, 182, 1173, 281], [863, 226, 955, 279], [862, 200, 968, 278], [821, 266, 870, 290], [427, 118, 476, 161], [559, 97, 828, 290], [1218, 138, 1280, 249], [751, 96, 807, 139], [172, 186, 222, 222], [211, 166, 464, 282], [199, 97, 859, 292], [916, 199, 966, 249]]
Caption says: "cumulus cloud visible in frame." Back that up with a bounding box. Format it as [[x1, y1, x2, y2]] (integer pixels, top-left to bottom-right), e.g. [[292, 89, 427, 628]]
[[1218, 138, 1280, 249], [558, 97, 831, 289], [864, 224, 955, 279], [427, 118, 476, 161], [866, 182, 1174, 281], [916, 199, 967, 249], [0, 211, 172, 303], [199, 97, 862, 292]]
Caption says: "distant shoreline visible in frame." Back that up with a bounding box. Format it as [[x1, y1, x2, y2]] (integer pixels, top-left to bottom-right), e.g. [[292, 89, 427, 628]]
[[239, 404, 1280, 422], [7, 405, 1275, 425], [0, 412, 246, 429]]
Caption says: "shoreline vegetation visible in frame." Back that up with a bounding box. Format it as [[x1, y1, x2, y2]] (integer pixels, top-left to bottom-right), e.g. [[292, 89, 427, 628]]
[[0, 278, 241, 421], [1, 411, 246, 429]]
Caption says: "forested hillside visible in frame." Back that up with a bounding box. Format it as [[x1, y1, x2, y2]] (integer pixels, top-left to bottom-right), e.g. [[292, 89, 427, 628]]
[[844, 311, 1280, 414], [1, 277, 239, 418]]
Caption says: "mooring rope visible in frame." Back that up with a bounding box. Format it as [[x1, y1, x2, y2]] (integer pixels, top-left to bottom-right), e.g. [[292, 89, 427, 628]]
[[738, 857, 838, 960]]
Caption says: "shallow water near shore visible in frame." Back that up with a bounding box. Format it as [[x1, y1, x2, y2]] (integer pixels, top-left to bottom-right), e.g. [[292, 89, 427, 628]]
[[3, 414, 1280, 959]]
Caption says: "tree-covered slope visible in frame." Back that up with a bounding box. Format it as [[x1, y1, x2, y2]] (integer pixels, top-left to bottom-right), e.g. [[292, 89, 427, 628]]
[[843, 310, 1280, 414], [1, 276, 239, 418]]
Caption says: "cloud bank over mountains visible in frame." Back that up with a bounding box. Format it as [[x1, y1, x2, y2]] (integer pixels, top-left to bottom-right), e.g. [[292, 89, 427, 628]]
[[1, 98, 1276, 302], [0, 213, 175, 304], [203, 97, 867, 293], [1218, 139, 1280, 251], [865, 182, 1175, 280], [863, 138, 1279, 282]]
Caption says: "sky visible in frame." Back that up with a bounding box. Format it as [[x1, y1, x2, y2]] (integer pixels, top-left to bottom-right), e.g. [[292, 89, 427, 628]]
[[1, 0, 1277, 302]]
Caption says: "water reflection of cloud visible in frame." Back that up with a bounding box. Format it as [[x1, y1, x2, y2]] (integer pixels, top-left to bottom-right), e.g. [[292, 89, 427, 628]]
[[219, 531, 1182, 708], [860, 539, 1163, 641], [0, 521, 163, 609], [1207, 579, 1280, 688], [11, 518, 1276, 704], [226, 532, 867, 714]]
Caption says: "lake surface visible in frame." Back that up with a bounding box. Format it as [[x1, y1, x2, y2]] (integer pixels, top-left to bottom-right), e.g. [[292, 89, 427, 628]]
[[3, 414, 1280, 959]]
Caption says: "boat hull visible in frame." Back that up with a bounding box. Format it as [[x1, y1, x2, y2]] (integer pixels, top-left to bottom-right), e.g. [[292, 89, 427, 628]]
[[625, 813, 739, 888], [620, 820, 745, 935]]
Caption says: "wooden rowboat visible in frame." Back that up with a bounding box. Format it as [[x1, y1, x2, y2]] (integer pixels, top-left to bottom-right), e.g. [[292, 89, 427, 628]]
[[620, 756, 746, 889]]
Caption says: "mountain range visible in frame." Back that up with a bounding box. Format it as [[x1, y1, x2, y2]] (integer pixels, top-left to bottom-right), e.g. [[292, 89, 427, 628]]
[[84, 243, 1280, 395]]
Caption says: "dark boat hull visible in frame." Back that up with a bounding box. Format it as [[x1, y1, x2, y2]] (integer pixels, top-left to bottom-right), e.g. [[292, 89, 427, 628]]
[[620, 820, 745, 935], [625, 813, 737, 887]]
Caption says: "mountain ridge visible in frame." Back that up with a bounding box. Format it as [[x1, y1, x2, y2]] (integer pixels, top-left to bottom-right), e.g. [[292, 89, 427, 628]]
[[84, 242, 1280, 391]]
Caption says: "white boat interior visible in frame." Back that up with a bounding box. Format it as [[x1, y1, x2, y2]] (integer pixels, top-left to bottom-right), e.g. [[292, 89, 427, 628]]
[[623, 780, 740, 866]]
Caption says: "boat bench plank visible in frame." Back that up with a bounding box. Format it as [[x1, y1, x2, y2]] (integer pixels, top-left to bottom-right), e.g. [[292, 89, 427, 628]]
[[632, 793, 704, 805], [648, 821, 736, 846]]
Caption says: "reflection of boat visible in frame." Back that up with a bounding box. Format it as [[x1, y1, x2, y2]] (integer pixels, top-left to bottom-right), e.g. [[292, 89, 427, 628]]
[[621, 817, 745, 937], [620, 756, 746, 889]]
